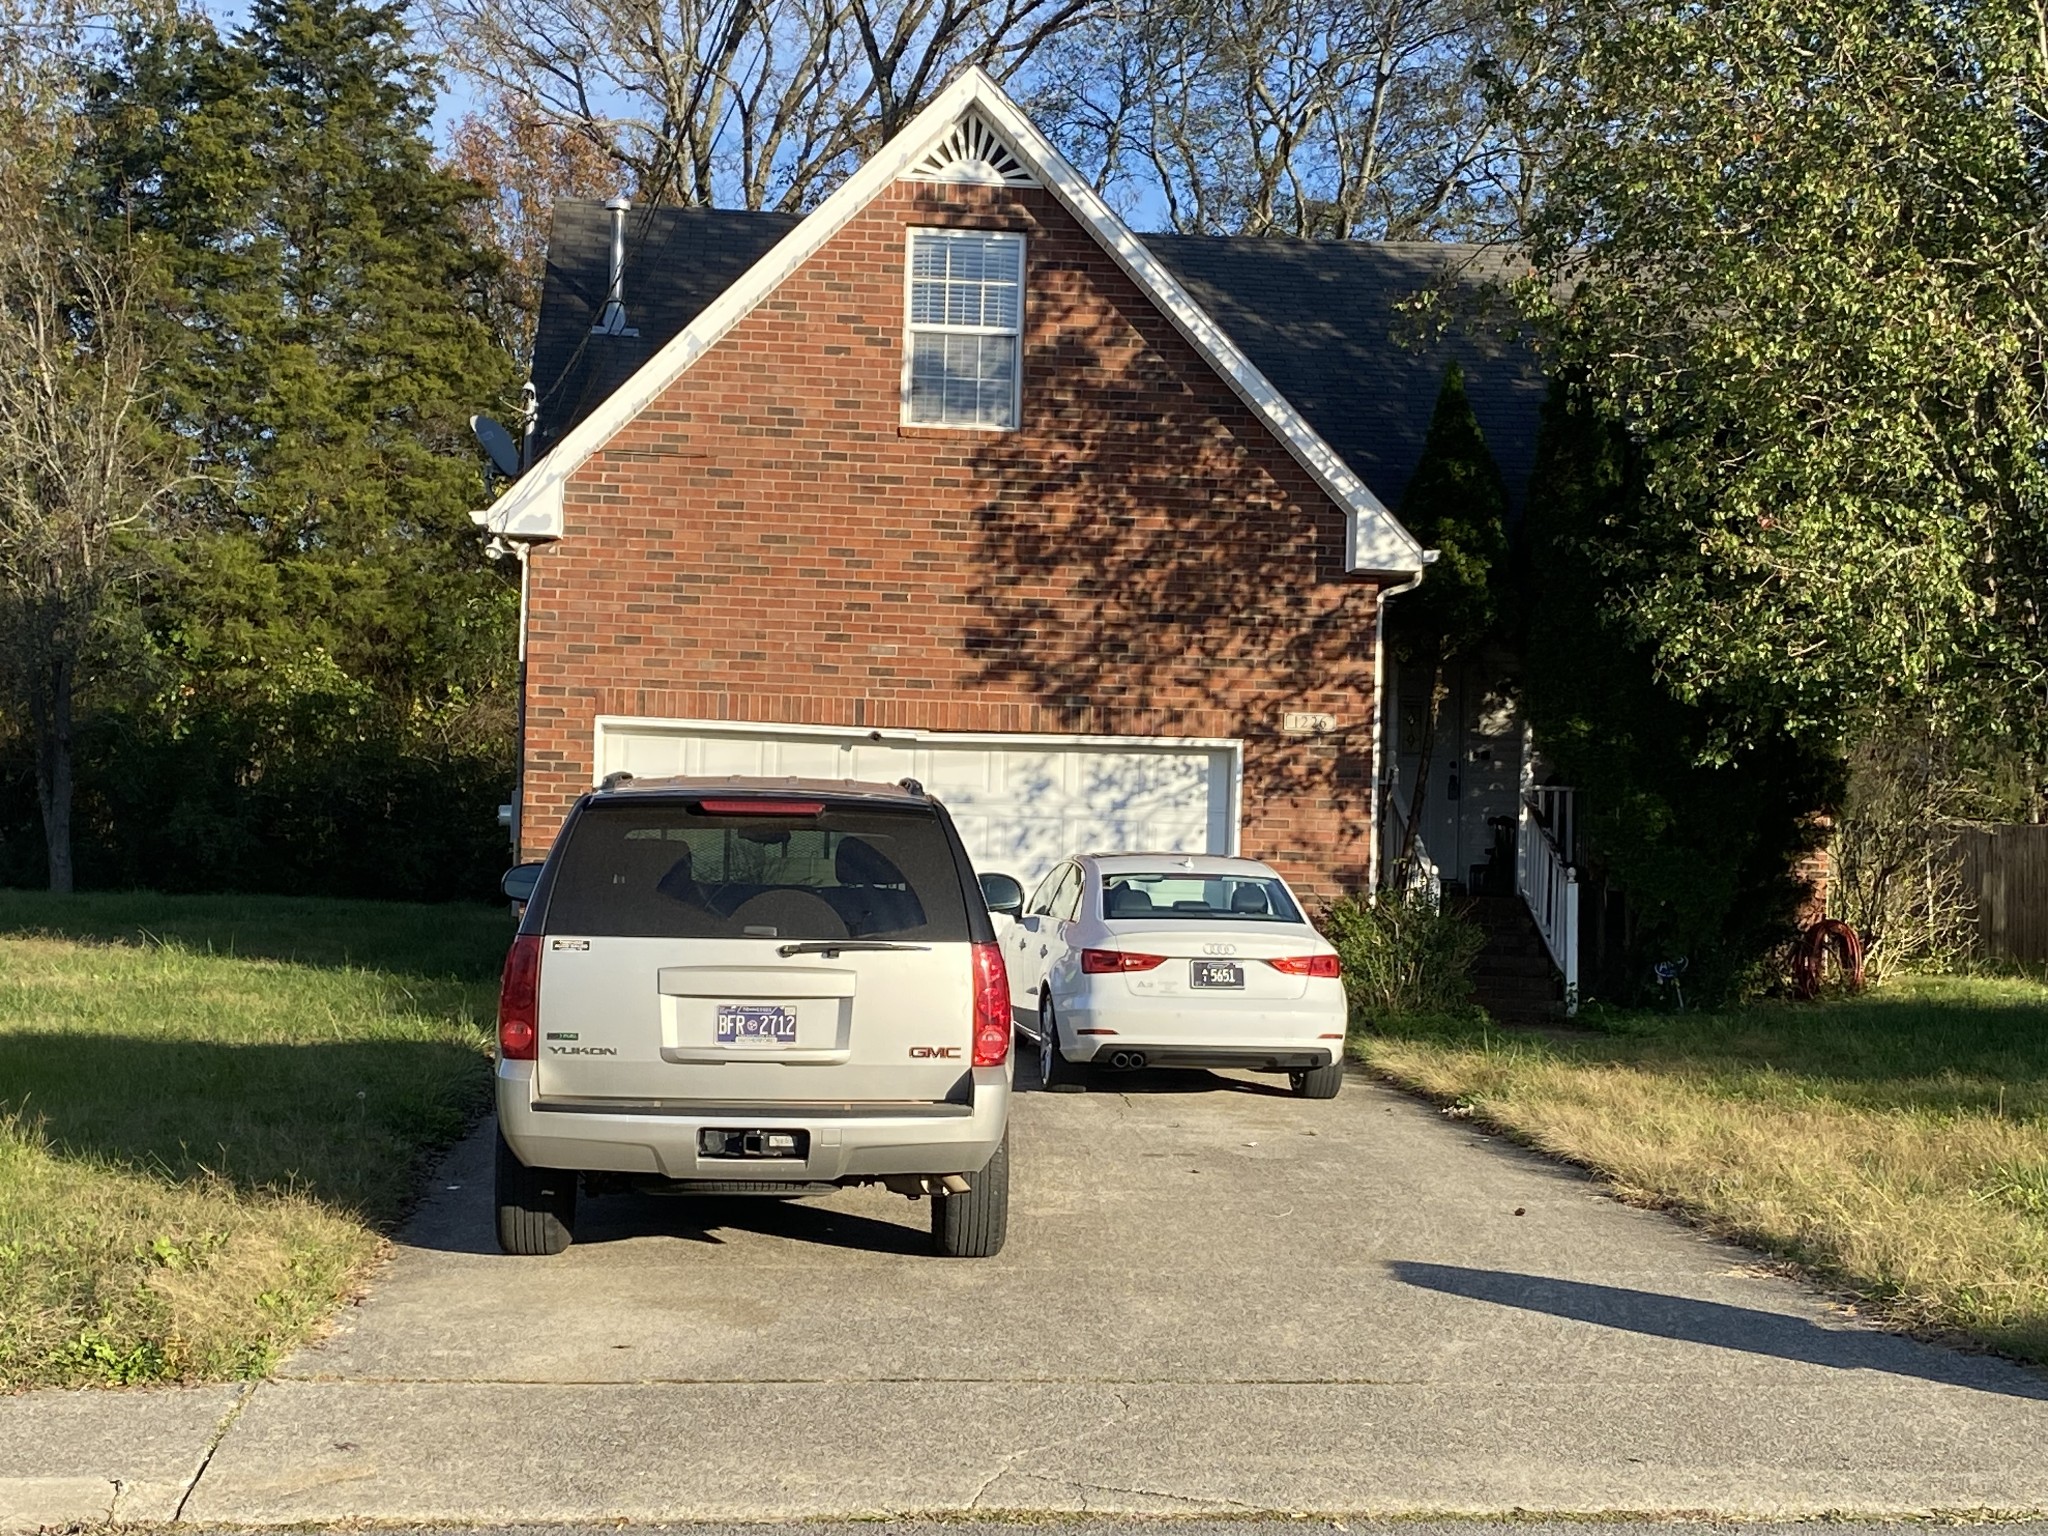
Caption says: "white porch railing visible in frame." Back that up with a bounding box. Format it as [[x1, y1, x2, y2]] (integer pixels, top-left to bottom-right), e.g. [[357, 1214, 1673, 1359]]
[[1517, 788, 1580, 1015], [1380, 774, 1442, 905]]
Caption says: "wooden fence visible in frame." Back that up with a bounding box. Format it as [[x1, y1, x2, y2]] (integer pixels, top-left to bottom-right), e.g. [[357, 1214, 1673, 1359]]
[[1953, 823, 2048, 965]]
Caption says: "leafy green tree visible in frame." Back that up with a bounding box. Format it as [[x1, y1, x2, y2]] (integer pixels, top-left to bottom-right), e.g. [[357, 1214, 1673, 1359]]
[[1519, 0, 2048, 754], [1389, 360, 1511, 880], [1517, 382, 1837, 999]]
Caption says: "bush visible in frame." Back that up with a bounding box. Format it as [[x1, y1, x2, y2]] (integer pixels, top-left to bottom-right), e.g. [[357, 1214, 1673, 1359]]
[[0, 678, 514, 903], [1323, 891, 1486, 1021]]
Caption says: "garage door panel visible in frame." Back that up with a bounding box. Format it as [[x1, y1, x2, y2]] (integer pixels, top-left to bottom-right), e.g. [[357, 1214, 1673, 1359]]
[[1075, 752, 1210, 817], [589, 721, 1236, 888]]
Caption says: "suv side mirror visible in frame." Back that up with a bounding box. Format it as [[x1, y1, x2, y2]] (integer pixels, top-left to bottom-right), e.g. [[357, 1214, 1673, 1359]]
[[979, 871, 1025, 920], [501, 862, 544, 904]]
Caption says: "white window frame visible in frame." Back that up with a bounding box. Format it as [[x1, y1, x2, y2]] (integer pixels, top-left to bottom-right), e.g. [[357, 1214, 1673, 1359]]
[[900, 227, 1025, 431]]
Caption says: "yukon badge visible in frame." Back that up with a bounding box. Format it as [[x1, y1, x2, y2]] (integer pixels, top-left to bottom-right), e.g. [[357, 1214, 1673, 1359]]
[[908, 1045, 963, 1059], [549, 1044, 618, 1056]]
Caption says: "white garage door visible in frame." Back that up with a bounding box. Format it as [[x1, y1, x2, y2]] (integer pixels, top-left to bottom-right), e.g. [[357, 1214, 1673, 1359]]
[[593, 716, 1240, 888]]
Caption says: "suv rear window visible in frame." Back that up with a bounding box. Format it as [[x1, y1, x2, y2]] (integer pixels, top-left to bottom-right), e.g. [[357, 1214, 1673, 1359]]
[[544, 802, 972, 942]]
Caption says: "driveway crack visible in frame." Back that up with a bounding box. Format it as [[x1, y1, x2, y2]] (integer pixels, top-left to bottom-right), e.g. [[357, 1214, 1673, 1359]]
[[171, 1379, 256, 1523], [965, 1388, 1131, 1510], [1058, 1474, 1267, 1510]]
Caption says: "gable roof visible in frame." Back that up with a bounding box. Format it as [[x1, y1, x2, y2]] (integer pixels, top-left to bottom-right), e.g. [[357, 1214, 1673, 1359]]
[[531, 212, 1547, 524], [478, 67, 1429, 578], [1144, 237, 1546, 521]]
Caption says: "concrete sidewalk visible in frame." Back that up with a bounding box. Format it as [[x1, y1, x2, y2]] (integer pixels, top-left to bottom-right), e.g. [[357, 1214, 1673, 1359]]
[[6, 1069, 2048, 1527]]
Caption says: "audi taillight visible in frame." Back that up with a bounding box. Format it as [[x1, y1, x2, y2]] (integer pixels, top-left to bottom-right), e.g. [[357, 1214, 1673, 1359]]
[[1268, 954, 1342, 978], [498, 934, 540, 1060], [1081, 949, 1167, 973], [971, 941, 1011, 1066]]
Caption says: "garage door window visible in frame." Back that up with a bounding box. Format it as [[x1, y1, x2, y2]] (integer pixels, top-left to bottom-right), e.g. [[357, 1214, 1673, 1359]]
[[904, 229, 1023, 429]]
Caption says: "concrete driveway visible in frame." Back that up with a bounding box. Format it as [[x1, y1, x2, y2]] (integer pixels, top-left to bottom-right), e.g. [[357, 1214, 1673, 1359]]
[[14, 1060, 2048, 1525]]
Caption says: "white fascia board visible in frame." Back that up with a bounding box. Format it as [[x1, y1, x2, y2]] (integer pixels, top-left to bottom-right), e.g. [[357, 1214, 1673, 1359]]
[[479, 70, 995, 541], [480, 68, 1426, 580]]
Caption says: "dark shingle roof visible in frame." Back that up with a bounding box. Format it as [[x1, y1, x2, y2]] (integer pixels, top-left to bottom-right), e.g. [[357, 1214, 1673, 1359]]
[[530, 203, 800, 458], [1143, 235, 1545, 516], [530, 202, 1546, 513]]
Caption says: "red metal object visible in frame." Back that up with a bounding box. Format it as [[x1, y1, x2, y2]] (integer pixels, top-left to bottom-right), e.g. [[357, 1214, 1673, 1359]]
[[1791, 918, 1864, 999]]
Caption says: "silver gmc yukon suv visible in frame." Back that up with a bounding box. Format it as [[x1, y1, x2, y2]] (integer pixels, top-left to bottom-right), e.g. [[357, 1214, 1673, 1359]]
[[493, 776, 1024, 1259]]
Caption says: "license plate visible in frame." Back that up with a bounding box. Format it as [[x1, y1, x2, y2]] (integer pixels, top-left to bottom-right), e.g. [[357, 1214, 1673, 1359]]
[[716, 1003, 799, 1045], [1190, 961, 1244, 989]]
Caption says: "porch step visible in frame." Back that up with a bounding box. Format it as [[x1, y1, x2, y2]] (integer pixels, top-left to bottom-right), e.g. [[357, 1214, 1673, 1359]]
[[1456, 894, 1564, 1023]]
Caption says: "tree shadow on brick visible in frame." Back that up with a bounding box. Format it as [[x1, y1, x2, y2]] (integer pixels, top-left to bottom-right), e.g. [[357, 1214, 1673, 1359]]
[[958, 274, 1382, 896]]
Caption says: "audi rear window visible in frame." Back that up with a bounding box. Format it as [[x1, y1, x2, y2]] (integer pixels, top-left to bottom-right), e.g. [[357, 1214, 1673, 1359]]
[[1101, 873, 1303, 923], [544, 802, 972, 942]]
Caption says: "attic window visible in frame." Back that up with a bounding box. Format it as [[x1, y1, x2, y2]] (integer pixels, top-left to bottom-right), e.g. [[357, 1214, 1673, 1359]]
[[903, 228, 1024, 430]]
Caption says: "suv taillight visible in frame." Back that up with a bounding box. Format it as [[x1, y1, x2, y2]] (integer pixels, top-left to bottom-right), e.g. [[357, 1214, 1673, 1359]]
[[498, 934, 540, 1060], [1080, 948, 1167, 973], [971, 941, 1010, 1066]]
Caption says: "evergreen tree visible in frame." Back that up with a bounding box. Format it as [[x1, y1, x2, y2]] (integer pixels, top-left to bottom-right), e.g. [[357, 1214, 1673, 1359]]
[[1516, 382, 1835, 999], [1388, 360, 1511, 882], [84, 0, 518, 710], [0, 0, 524, 897]]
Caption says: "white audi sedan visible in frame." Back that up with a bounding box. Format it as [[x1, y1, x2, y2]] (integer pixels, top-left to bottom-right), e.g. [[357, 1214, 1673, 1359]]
[[1004, 853, 1350, 1097]]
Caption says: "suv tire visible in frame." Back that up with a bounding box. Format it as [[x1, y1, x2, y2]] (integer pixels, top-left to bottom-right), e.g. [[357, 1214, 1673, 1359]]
[[931, 1131, 1009, 1258], [1290, 1062, 1345, 1100], [495, 1125, 577, 1255], [1038, 994, 1081, 1092]]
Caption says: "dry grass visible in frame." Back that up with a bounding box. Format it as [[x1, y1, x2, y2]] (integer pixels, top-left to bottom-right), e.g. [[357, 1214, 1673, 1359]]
[[1354, 975, 2048, 1362], [0, 893, 506, 1389]]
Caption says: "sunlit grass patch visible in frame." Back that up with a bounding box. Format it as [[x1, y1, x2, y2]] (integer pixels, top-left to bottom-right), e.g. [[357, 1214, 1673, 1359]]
[[0, 893, 504, 1389], [1352, 976, 2048, 1364]]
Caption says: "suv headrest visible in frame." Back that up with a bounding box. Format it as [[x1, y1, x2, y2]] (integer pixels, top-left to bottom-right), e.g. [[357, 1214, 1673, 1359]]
[[835, 835, 905, 886]]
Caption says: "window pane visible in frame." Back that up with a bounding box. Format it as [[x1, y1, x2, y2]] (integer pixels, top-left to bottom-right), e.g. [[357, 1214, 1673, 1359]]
[[905, 232, 1022, 427], [983, 276, 1019, 330], [909, 333, 947, 420], [978, 336, 1016, 427]]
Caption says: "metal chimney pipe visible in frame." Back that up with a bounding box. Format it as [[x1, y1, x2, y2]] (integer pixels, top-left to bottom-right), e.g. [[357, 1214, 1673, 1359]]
[[592, 196, 638, 337]]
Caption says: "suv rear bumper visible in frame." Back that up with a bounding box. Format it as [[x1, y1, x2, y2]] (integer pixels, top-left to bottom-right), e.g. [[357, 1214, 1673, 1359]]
[[495, 1059, 1009, 1181]]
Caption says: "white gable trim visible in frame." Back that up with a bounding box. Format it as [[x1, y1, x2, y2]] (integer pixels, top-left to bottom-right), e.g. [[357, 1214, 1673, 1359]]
[[480, 69, 1425, 578]]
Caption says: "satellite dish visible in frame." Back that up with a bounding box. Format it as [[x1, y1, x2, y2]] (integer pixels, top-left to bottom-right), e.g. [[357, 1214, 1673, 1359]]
[[470, 415, 521, 477]]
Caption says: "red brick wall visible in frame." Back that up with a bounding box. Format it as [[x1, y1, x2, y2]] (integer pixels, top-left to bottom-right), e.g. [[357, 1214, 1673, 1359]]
[[520, 179, 1386, 902]]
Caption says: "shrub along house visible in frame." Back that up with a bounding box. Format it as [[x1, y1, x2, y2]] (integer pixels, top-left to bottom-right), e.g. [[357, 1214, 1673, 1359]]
[[474, 69, 1547, 953]]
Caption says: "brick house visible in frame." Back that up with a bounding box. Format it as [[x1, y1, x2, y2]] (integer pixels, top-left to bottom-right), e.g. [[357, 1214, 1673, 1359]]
[[475, 68, 1543, 909]]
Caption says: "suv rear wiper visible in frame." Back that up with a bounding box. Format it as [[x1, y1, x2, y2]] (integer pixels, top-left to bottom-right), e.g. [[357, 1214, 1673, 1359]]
[[776, 940, 933, 958]]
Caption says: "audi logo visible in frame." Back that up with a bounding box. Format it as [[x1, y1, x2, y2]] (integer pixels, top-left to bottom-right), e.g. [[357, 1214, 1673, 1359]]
[[1202, 942, 1238, 956]]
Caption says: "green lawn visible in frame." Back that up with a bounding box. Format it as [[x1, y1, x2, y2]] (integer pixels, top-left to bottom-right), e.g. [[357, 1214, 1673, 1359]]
[[0, 892, 507, 1388], [1354, 975, 2048, 1363]]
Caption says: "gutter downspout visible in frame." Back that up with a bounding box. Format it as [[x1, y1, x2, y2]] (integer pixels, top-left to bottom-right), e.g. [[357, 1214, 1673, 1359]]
[[1368, 554, 1434, 897], [513, 540, 532, 860]]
